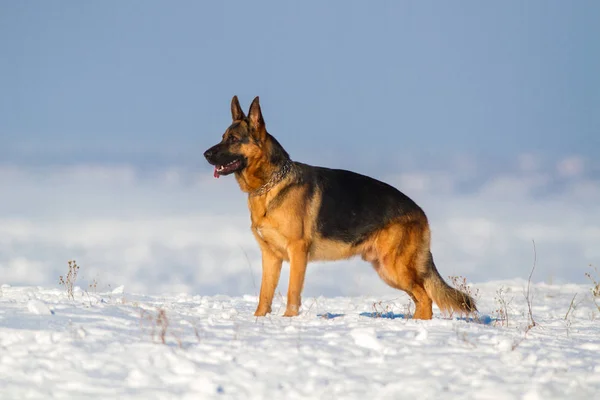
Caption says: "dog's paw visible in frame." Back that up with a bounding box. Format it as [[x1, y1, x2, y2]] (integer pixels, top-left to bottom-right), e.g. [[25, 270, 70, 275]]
[[283, 307, 299, 317], [254, 305, 271, 317]]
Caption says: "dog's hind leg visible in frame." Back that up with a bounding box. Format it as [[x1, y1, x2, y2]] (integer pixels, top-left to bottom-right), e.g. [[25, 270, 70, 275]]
[[254, 248, 283, 317], [368, 221, 434, 320], [372, 254, 433, 320]]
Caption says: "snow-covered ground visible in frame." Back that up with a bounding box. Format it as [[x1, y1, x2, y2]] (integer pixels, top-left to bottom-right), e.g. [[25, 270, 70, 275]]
[[1, 280, 599, 399], [1, 158, 599, 398]]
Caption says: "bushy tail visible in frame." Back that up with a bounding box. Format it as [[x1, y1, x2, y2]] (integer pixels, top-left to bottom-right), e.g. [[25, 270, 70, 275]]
[[423, 257, 477, 316]]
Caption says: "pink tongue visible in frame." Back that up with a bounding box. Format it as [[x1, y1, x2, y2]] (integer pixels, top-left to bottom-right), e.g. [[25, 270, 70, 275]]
[[214, 167, 220, 178]]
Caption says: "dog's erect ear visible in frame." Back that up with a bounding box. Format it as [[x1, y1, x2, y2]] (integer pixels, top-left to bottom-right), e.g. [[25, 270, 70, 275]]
[[231, 95, 245, 121], [248, 96, 265, 134]]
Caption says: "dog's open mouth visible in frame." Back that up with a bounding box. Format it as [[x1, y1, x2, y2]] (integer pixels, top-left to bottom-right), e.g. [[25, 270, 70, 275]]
[[214, 159, 242, 178]]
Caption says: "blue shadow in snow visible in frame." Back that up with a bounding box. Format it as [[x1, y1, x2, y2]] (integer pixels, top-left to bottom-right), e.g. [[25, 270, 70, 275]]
[[317, 312, 496, 325], [455, 314, 494, 325], [359, 311, 408, 319], [317, 313, 346, 319]]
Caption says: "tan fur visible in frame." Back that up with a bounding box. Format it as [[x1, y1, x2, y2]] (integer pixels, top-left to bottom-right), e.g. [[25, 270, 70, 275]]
[[210, 96, 477, 319], [235, 138, 278, 193], [249, 181, 312, 316], [248, 176, 476, 319]]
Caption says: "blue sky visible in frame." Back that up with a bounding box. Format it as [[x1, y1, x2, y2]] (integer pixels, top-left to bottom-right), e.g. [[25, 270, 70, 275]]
[[1, 1, 598, 169]]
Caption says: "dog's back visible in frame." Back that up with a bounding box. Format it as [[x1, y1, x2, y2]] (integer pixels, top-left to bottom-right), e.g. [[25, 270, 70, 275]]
[[294, 162, 425, 245]]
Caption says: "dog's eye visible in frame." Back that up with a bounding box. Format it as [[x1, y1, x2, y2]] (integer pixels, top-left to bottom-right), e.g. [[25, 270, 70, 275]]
[[228, 136, 239, 143]]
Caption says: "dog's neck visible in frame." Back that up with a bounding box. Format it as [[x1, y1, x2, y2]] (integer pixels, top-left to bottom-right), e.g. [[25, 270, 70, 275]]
[[249, 159, 294, 197]]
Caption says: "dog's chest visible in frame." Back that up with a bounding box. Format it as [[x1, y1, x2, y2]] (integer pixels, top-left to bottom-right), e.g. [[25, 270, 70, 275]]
[[251, 219, 289, 259], [249, 204, 290, 258]]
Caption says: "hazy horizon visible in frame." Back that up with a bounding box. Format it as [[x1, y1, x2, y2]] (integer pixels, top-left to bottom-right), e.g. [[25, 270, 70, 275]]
[[1, 1, 598, 296]]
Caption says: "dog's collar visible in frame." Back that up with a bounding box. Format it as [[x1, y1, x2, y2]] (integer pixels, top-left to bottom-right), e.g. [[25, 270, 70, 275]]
[[250, 160, 294, 197]]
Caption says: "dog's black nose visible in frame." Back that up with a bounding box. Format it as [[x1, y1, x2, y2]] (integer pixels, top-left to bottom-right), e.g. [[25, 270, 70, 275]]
[[203, 149, 213, 160]]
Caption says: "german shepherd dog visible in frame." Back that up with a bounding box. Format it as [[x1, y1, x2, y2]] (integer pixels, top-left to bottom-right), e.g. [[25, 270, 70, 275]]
[[204, 96, 477, 319]]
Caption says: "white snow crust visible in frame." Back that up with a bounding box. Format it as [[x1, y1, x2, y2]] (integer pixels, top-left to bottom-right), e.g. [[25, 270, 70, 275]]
[[1, 281, 599, 399]]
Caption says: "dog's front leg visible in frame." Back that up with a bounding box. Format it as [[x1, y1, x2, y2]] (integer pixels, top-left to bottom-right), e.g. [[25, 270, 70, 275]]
[[283, 240, 308, 317], [254, 248, 283, 317]]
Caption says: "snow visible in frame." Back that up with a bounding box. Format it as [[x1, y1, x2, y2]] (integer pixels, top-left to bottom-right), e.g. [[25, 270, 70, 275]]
[[1, 281, 599, 399]]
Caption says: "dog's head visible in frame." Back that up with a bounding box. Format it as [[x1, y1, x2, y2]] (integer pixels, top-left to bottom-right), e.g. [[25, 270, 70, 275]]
[[204, 96, 287, 179]]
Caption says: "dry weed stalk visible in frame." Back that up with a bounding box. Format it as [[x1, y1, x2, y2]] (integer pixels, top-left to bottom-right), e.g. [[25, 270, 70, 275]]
[[563, 293, 585, 338], [523, 240, 537, 329], [88, 278, 98, 293], [493, 286, 512, 327], [371, 300, 393, 318], [140, 307, 172, 346], [156, 308, 169, 344], [585, 265, 600, 312], [59, 260, 80, 300], [564, 293, 578, 321]]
